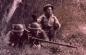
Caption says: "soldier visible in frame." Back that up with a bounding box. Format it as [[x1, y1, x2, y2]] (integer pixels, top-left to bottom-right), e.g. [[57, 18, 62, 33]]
[[28, 18, 49, 49], [8, 24, 28, 47], [37, 4, 61, 41]]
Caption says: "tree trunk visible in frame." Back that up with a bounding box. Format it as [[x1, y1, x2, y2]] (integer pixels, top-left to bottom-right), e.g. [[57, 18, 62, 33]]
[[1, 0, 22, 36]]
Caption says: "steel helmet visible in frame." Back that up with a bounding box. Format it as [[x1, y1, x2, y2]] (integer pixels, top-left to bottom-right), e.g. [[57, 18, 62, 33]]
[[43, 4, 54, 11], [12, 24, 24, 32], [28, 22, 41, 30]]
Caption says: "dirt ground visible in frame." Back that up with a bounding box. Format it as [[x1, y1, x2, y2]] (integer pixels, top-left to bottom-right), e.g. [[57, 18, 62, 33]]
[[0, 32, 86, 55]]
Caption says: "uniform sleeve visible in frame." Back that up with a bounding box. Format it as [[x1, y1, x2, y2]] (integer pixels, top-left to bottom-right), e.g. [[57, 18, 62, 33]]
[[37, 17, 41, 23], [54, 16, 61, 30], [37, 15, 44, 23], [40, 29, 49, 41]]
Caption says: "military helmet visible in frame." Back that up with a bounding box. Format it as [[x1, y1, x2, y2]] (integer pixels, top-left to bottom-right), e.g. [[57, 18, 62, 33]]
[[28, 22, 41, 30], [12, 24, 24, 32], [43, 4, 54, 11]]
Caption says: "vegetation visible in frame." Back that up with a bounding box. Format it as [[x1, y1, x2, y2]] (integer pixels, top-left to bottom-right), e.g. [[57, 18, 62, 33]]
[[0, 0, 86, 55]]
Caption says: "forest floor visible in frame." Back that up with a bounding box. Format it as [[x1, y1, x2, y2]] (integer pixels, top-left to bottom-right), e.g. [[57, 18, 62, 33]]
[[0, 32, 86, 55]]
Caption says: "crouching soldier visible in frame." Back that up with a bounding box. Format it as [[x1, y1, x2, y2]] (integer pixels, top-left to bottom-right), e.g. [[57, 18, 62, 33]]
[[37, 4, 61, 41], [28, 22, 49, 49], [8, 24, 28, 47]]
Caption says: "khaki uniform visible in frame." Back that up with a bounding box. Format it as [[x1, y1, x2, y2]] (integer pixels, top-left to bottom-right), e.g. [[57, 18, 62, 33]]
[[29, 22, 49, 46], [8, 24, 28, 47], [37, 14, 61, 41]]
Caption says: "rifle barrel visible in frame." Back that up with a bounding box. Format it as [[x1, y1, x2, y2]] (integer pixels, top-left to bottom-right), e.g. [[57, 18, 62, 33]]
[[29, 36, 77, 48]]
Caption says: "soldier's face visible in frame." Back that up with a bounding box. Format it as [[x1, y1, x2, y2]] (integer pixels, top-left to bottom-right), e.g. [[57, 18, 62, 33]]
[[45, 7, 53, 15], [14, 31, 23, 36], [31, 29, 40, 36]]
